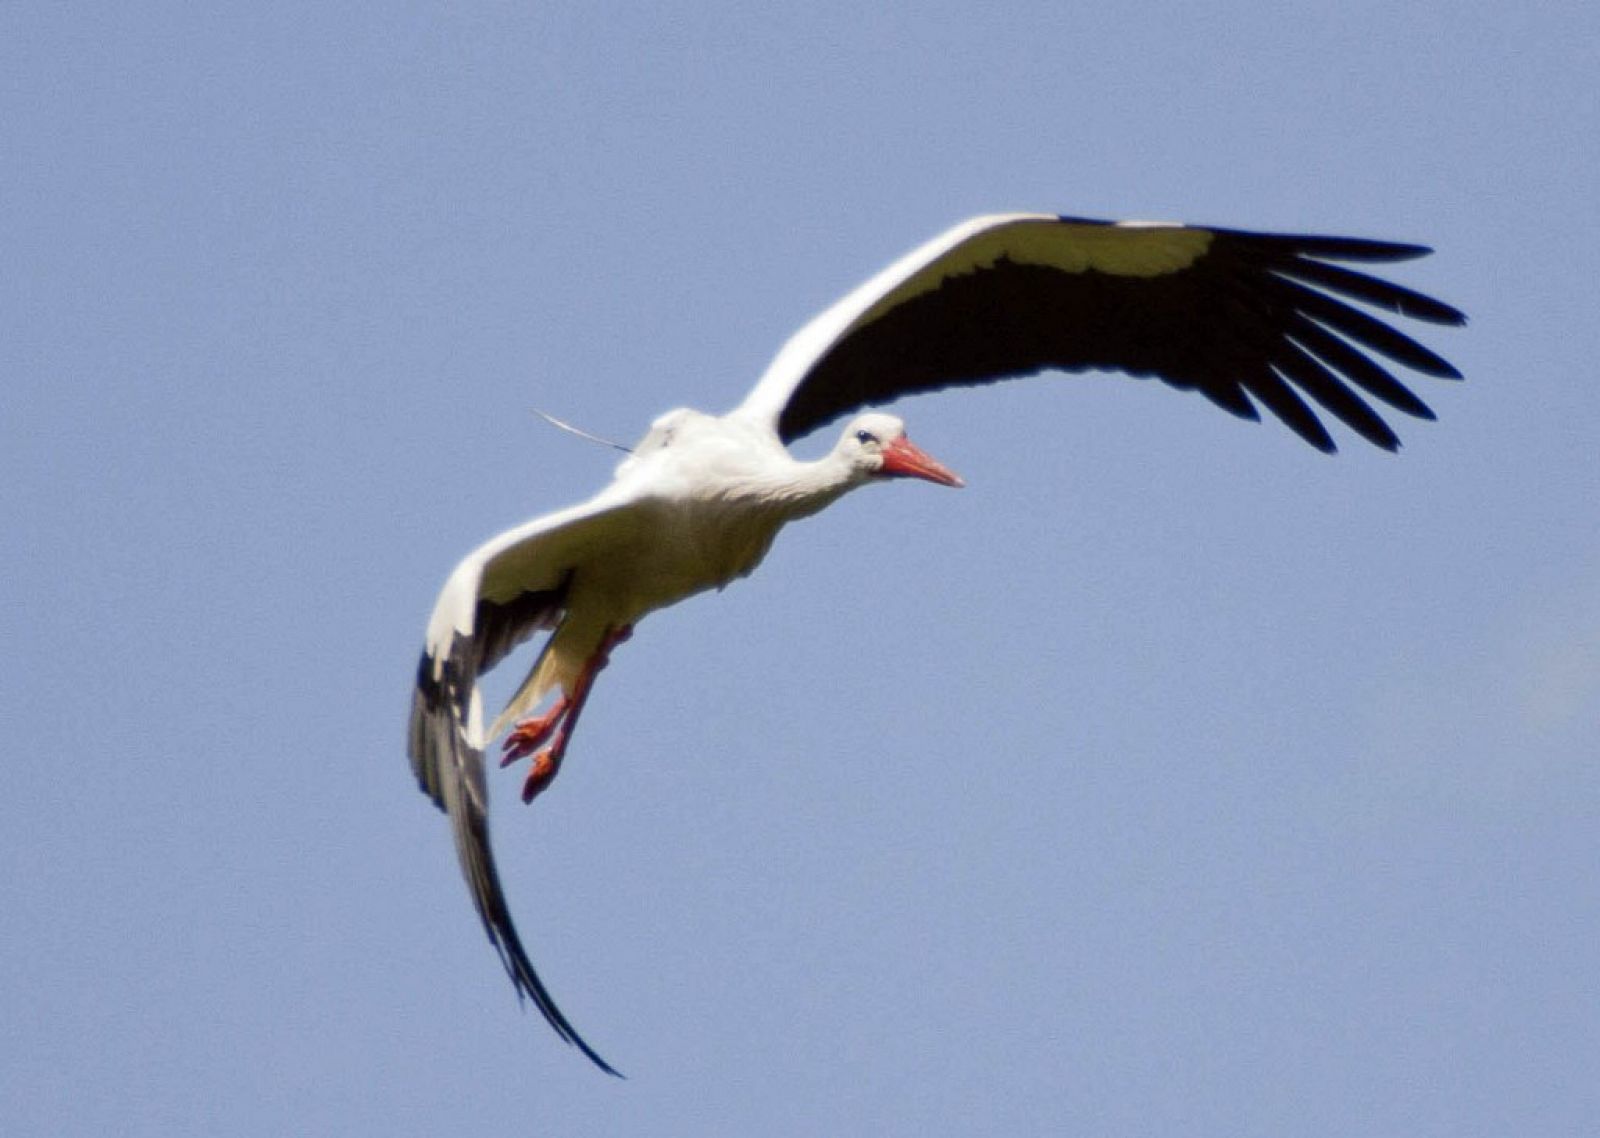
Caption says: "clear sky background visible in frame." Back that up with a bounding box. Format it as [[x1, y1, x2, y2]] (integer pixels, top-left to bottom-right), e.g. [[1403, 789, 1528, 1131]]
[[4, 4, 1597, 1135]]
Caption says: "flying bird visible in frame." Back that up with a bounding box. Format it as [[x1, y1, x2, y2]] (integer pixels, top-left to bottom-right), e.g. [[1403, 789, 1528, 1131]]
[[407, 213, 1464, 1074]]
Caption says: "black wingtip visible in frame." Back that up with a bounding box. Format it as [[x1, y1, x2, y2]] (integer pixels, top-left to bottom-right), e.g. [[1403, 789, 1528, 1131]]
[[498, 946, 625, 1077], [442, 721, 626, 1077], [494, 916, 625, 1077], [573, 1035, 626, 1078], [1285, 234, 1436, 263], [502, 960, 627, 1075], [1420, 298, 1469, 328], [555, 1012, 625, 1078]]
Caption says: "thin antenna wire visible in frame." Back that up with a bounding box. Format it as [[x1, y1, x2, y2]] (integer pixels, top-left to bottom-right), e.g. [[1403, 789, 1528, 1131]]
[[533, 409, 633, 454]]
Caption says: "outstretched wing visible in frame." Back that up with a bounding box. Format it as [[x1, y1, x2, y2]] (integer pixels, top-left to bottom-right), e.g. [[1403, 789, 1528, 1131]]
[[735, 214, 1465, 452], [407, 495, 632, 1077]]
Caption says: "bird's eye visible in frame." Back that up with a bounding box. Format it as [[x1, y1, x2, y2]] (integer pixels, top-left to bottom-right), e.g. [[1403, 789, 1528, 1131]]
[[855, 429, 877, 445]]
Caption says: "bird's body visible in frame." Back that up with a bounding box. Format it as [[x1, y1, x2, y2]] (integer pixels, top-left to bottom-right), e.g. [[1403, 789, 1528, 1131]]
[[407, 213, 1465, 1074], [498, 409, 816, 707], [422, 408, 942, 747]]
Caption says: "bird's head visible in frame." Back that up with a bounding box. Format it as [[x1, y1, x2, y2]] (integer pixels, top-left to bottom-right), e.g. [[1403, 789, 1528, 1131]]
[[837, 412, 965, 488]]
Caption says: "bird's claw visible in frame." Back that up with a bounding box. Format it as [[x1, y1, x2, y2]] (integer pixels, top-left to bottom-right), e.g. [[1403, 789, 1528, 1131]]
[[521, 748, 561, 803], [503, 704, 575, 801], [500, 699, 570, 767]]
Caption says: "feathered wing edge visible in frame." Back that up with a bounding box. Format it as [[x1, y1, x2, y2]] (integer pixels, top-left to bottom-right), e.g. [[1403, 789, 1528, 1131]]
[[734, 213, 1051, 431], [408, 509, 626, 1077], [736, 215, 1464, 451]]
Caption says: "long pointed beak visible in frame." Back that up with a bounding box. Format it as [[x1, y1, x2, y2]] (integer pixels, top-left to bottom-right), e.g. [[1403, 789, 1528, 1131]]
[[878, 435, 965, 487]]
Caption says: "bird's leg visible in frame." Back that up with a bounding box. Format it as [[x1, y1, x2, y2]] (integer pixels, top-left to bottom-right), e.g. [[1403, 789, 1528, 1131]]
[[510, 624, 632, 804]]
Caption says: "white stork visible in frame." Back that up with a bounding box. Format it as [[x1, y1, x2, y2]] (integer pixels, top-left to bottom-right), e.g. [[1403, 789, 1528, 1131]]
[[407, 213, 1464, 1074]]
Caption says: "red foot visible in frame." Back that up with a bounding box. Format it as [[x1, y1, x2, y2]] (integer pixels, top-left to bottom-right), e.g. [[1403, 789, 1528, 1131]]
[[520, 741, 566, 803], [500, 697, 571, 767], [500, 624, 633, 805]]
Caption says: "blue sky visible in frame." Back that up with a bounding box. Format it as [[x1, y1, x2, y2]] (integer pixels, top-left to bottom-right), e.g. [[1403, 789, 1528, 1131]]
[[4, 3, 1597, 1135]]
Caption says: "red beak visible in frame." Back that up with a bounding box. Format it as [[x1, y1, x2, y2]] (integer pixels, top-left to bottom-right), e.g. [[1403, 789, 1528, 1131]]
[[878, 435, 965, 487]]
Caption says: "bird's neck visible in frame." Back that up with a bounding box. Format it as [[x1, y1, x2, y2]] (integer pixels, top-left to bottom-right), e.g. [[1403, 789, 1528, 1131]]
[[737, 449, 863, 523]]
